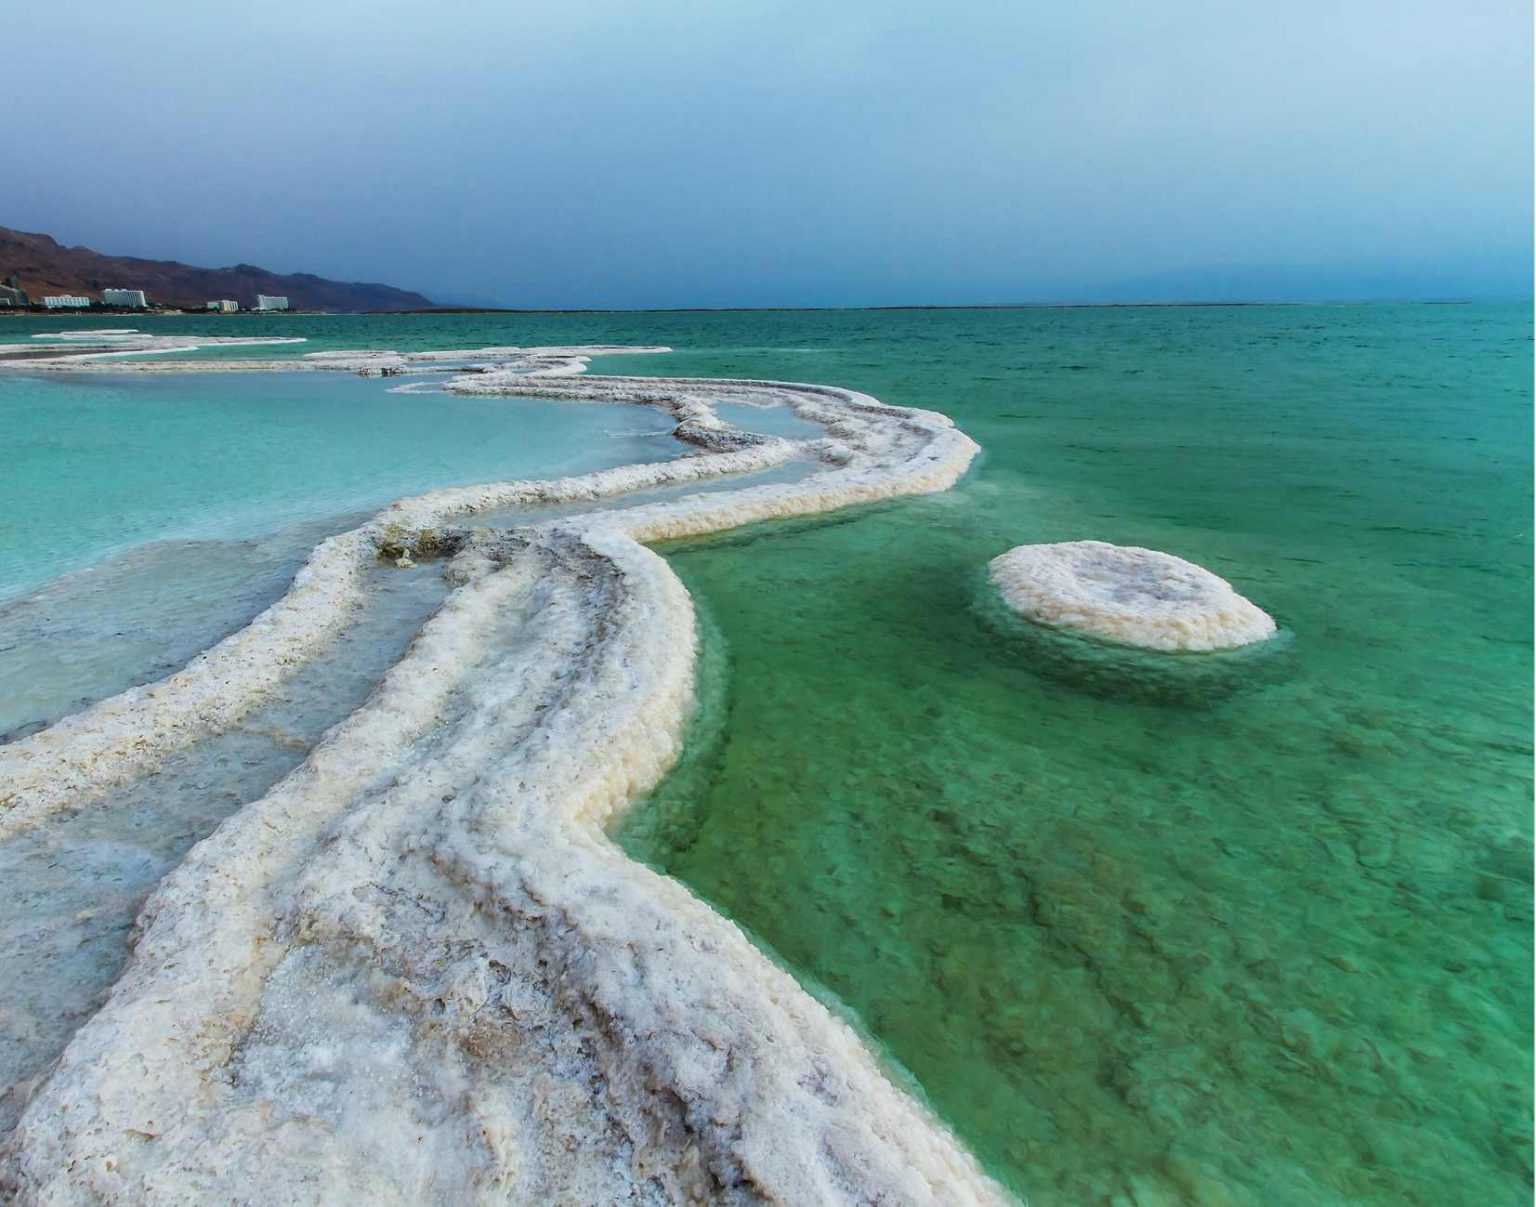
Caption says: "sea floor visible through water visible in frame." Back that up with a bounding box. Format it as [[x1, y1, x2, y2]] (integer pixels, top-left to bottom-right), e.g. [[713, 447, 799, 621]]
[[2, 305, 1530, 1205], [0, 368, 681, 735]]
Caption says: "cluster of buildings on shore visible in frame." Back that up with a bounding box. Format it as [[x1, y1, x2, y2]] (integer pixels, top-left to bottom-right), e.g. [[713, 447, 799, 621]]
[[0, 275, 290, 313], [200, 295, 290, 312]]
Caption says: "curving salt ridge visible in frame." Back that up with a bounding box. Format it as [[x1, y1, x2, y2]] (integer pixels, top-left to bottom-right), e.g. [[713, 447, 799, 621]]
[[0, 330, 310, 362], [0, 346, 1013, 1205], [989, 540, 1276, 651], [0, 333, 669, 376]]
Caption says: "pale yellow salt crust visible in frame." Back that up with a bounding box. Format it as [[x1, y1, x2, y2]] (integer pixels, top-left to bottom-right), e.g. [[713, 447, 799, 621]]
[[1, 348, 1013, 1205], [988, 539, 1276, 651]]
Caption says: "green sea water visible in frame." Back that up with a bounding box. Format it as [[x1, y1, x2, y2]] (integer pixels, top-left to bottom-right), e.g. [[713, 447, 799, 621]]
[[608, 304, 1532, 1206], [4, 305, 1530, 1204]]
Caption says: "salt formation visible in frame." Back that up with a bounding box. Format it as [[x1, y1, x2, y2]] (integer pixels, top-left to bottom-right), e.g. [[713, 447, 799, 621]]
[[0, 337, 669, 377], [0, 346, 1012, 1205], [988, 540, 1276, 651], [0, 330, 307, 361]]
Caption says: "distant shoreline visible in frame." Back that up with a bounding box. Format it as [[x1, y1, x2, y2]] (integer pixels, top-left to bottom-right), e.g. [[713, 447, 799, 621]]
[[1, 298, 1506, 320], [391, 298, 1491, 314]]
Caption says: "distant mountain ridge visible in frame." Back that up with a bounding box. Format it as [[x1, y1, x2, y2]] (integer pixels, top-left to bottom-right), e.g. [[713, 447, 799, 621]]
[[0, 225, 434, 311]]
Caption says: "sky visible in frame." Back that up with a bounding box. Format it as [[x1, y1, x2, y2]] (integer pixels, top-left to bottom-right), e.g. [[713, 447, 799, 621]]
[[5, 0, 1531, 307]]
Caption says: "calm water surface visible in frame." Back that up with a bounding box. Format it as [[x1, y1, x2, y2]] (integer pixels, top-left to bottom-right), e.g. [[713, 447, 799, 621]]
[[4, 305, 1530, 1205], [613, 304, 1531, 1206], [0, 368, 677, 599]]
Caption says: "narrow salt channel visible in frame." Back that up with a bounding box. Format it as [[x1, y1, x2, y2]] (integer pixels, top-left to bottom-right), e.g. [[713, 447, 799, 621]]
[[0, 355, 708, 1135], [0, 558, 450, 1131], [3, 352, 1011, 1206], [470, 458, 822, 529], [0, 370, 683, 735], [0, 520, 338, 740]]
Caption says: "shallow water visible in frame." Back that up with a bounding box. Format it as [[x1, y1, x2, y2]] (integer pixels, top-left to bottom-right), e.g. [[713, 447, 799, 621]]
[[0, 369, 679, 599], [0, 559, 449, 1132], [3, 305, 1529, 1203], [471, 458, 822, 529], [611, 303, 1532, 1205], [0, 518, 341, 739], [0, 369, 683, 736], [709, 399, 828, 440]]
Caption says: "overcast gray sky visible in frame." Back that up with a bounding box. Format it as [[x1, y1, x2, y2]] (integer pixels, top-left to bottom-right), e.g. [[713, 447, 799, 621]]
[[6, 0, 1530, 306]]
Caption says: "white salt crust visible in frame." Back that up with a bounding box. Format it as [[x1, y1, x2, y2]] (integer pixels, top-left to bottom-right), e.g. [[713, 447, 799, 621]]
[[0, 332, 309, 363], [0, 336, 668, 377], [0, 347, 1012, 1205], [988, 540, 1276, 651]]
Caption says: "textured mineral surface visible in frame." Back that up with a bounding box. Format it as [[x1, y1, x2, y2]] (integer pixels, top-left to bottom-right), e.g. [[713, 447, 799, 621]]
[[988, 540, 1277, 651]]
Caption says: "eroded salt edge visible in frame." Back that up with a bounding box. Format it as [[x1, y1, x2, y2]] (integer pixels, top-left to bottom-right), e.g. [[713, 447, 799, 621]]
[[2, 350, 1012, 1204]]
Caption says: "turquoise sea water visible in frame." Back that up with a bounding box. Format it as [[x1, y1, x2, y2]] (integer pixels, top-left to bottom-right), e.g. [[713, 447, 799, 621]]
[[0, 369, 677, 600], [0, 365, 680, 736], [2, 305, 1530, 1204]]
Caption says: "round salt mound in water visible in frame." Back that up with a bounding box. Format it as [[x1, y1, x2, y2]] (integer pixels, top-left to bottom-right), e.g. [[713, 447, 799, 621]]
[[987, 540, 1277, 651]]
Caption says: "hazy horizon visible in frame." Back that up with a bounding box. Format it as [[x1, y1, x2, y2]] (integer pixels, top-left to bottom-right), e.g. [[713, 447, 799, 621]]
[[7, 1, 1531, 308]]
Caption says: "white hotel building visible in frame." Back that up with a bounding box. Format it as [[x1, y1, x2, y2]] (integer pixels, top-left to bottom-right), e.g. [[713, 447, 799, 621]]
[[255, 295, 290, 311], [101, 288, 148, 308], [42, 295, 91, 309]]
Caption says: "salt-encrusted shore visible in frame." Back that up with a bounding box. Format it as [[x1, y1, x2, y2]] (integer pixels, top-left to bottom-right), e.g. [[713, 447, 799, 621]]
[[0, 343, 1013, 1205]]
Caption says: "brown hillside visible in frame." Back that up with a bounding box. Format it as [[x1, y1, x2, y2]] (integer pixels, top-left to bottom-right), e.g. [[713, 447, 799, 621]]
[[0, 225, 435, 311]]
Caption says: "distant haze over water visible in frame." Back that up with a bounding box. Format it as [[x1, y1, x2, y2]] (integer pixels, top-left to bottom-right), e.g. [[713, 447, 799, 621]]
[[3, 1, 1530, 308]]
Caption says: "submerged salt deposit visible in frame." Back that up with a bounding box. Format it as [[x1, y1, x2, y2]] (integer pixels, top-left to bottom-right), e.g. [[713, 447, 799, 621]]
[[988, 539, 1276, 651], [0, 345, 1011, 1204]]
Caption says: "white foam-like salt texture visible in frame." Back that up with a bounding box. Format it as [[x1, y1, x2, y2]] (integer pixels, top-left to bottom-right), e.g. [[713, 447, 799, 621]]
[[0, 338, 665, 376], [0, 332, 309, 363], [988, 539, 1277, 651], [0, 346, 1012, 1205], [29, 329, 139, 340]]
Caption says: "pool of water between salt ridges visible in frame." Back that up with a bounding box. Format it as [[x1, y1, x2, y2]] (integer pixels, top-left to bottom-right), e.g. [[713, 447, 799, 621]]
[[2, 305, 1529, 1205]]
